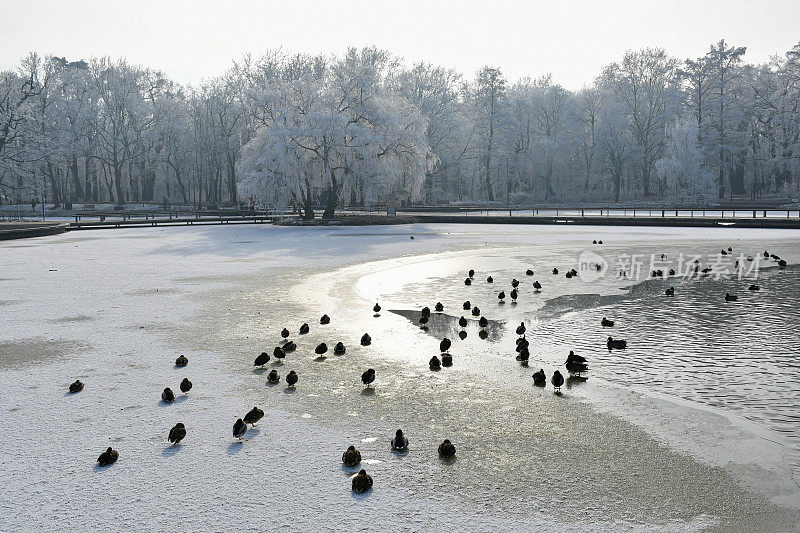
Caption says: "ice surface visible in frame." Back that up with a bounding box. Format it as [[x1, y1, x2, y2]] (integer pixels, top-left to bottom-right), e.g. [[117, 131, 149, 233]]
[[1, 223, 799, 531]]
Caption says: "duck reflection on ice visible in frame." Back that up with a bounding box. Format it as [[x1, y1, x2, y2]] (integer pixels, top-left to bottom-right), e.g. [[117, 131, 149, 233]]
[[390, 310, 505, 342]]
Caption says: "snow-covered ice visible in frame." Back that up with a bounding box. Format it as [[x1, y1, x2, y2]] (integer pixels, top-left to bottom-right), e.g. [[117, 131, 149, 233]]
[[1, 223, 799, 532]]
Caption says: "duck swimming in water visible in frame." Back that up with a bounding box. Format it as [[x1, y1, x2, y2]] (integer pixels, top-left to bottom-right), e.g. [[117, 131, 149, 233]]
[[244, 407, 264, 426], [342, 445, 361, 467], [334, 342, 346, 355], [286, 370, 298, 387], [725, 293, 738, 302], [352, 469, 373, 493], [551, 370, 565, 392], [665, 287, 675, 296], [440, 338, 451, 353], [458, 316, 468, 328], [748, 284, 760, 291], [607, 337, 627, 349], [315, 343, 328, 355], [361, 368, 375, 387], [97, 447, 118, 467], [180, 378, 192, 394], [168, 423, 186, 445], [429, 355, 441, 370], [299, 323, 309, 335], [281, 328, 290, 339], [320, 314, 330, 325], [532, 369, 546, 386], [254, 352, 271, 367], [233, 418, 247, 441], [175, 355, 188, 368], [601, 317, 614, 327], [360, 333, 371, 346], [68, 380, 84, 394], [267, 370, 280, 383], [392, 429, 409, 451], [162, 387, 175, 403], [438, 439, 456, 459]]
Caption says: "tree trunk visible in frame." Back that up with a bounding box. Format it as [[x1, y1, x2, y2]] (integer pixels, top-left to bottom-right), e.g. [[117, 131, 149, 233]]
[[322, 173, 338, 219], [114, 163, 124, 205], [70, 156, 83, 201], [46, 162, 61, 207]]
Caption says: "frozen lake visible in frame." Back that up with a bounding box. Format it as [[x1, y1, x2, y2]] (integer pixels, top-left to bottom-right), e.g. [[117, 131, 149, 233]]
[[1, 223, 799, 531]]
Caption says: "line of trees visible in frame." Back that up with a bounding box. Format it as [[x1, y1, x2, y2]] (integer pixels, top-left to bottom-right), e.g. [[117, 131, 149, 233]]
[[2, 41, 800, 217]]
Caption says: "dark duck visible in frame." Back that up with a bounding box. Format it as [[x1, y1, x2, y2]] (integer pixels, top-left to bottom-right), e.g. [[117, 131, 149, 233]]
[[551, 370, 565, 392], [168, 423, 186, 445], [97, 447, 118, 467], [352, 469, 373, 493], [438, 439, 456, 459], [565, 351, 588, 376], [342, 446, 361, 467], [361, 368, 375, 387], [607, 337, 627, 349], [254, 351, 270, 367], [244, 407, 264, 426], [162, 387, 175, 403], [392, 429, 409, 451]]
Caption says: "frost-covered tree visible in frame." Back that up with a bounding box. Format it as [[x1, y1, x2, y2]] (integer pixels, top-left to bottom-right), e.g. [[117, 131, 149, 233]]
[[656, 116, 714, 202], [238, 48, 430, 219]]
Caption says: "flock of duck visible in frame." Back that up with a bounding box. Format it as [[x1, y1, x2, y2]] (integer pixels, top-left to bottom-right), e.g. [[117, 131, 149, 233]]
[[69, 241, 788, 493]]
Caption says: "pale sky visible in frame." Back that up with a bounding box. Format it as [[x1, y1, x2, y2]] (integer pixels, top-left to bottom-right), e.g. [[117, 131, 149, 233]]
[[1, 0, 798, 89]]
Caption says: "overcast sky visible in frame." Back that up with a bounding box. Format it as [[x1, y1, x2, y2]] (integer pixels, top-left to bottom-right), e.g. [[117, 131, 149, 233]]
[[2, 0, 798, 89]]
